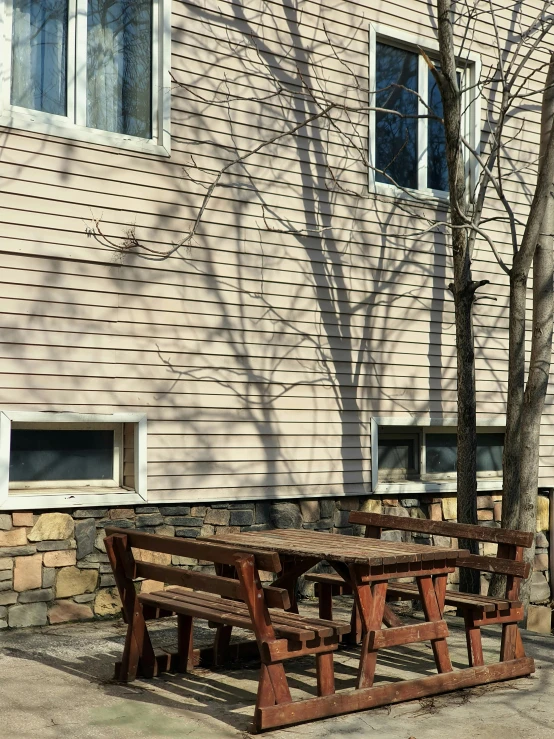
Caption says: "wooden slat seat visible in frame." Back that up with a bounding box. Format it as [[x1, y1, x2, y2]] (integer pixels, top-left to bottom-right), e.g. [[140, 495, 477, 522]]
[[140, 587, 350, 643]]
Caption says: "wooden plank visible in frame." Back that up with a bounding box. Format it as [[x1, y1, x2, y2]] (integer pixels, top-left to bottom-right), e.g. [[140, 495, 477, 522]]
[[455, 554, 530, 578], [257, 658, 536, 730], [105, 527, 281, 572], [417, 576, 452, 674], [369, 620, 449, 650], [387, 582, 515, 612], [348, 512, 534, 548], [135, 563, 290, 609]]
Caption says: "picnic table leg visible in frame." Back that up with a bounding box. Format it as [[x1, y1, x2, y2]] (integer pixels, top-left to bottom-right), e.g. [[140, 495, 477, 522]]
[[463, 612, 484, 667], [177, 614, 195, 672], [417, 575, 452, 674], [316, 652, 336, 696], [349, 565, 388, 689]]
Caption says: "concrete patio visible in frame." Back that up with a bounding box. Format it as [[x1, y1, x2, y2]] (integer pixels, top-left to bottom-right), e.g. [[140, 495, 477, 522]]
[[1, 599, 553, 739]]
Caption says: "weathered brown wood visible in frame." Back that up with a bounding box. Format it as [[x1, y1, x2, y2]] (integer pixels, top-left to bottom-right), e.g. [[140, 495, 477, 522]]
[[348, 512, 534, 548], [257, 658, 535, 731], [177, 614, 194, 672], [472, 607, 524, 626], [369, 620, 449, 650], [318, 583, 333, 621], [105, 534, 156, 682], [455, 554, 530, 578], [263, 639, 340, 662], [387, 582, 515, 612], [135, 561, 290, 609], [316, 652, 336, 697], [106, 526, 282, 572], [433, 573, 448, 617], [463, 613, 484, 667], [417, 576, 452, 674]]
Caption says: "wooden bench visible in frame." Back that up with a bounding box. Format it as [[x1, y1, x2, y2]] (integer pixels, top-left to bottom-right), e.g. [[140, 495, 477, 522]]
[[105, 526, 350, 731], [305, 511, 534, 667]]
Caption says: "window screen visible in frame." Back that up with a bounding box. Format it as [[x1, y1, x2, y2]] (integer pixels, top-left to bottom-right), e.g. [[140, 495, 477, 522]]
[[9, 429, 115, 482]]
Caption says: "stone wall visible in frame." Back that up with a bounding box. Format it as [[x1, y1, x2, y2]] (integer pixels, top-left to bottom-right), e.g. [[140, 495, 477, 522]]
[[0, 493, 551, 629]]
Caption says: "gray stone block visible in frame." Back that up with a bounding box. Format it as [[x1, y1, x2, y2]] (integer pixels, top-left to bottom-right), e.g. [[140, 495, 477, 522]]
[[400, 498, 420, 507], [175, 528, 200, 538], [333, 510, 350, 527], [270, 502, 302, 529], [74, 593, 95, 603], [315, 519, 333, 530], [135, 506, 160, 514], [97, 518, 133, 529], [531, 571, 551, 603], [75, 519, 96, 560], [159, 506, 191, 515], [136, 514, 164, 527], [255, 502, 272, 525], [81, 552, 109, 563], [0, 620, 7, 629], [164, 516, 203, 526], [382, 529, 403, 542], [42, 568, 56, 588], [100, 575, 115, 587], [8, 602, 47, 628], [0, 606, 6, 618], [0, 591, 18, 606], [536, 532, 549, 548], [36, 539, 75, 551], [18, 588, 54, 603], [320, 499, 336, 519], [0, 582, 13, 591], [0, 546, 37, 557], [0, 570, 12, 582], [230, 509, 254, 527], [73, 509, 108, 518], [383, 506, 409, 517], [228, 502, 255, 509], [0, 514, 12, 531]]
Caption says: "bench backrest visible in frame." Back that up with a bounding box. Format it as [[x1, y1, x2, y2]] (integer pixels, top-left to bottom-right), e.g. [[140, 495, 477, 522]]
[[105, 527, 289, 610], [348, 512, 532, 579]]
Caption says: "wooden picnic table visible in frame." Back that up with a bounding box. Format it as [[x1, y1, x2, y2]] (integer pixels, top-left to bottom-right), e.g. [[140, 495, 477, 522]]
[[203, 528, 535, 730]]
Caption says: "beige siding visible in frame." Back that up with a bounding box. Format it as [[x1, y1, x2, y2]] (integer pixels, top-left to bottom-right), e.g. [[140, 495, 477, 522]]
[[0, 0, 552, 501]]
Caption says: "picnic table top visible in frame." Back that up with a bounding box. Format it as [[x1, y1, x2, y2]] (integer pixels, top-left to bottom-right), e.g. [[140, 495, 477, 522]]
[[202, 528, 469, 566]]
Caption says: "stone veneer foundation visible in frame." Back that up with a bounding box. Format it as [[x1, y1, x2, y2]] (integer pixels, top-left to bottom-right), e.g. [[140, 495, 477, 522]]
[[0, 493, 551, 629]]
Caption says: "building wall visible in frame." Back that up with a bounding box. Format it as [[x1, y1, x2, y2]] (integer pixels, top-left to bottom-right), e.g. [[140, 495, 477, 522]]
[[0, 493, 550, 628]]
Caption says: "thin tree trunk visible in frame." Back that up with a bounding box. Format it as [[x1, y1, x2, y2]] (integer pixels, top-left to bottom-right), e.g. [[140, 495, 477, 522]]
[[518, 55, 554, 612], [436, 0, 479, 591]]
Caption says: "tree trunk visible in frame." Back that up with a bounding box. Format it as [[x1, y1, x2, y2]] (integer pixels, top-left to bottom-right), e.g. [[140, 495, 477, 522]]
[[518, 55, 554, 612], [436, 0, 479, 591]]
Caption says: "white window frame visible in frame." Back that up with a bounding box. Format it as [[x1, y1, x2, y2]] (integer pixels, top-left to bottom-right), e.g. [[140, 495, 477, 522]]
[[371, 416, 504, 495], [0, 0, 171, 156], [368, 23, 481, 202], [0, 411, 147, 510]]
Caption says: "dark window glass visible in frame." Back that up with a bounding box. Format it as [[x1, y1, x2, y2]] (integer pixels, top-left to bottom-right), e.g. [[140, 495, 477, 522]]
[[427, 69, 448, 190], [476, 433, 504, 472], [87, 0, 152, 137], [9, 429, 114, 482], [375, 43, 418, 189], [426, 433, 457, 474], [11, 0, 68, 115], [378, 438, 416, 470], [426, 432, 504, 475]]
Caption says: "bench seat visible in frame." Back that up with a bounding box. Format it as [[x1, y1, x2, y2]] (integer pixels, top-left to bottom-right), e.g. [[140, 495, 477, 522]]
[[140, 586, 351, 643], [304, 572, 521, 613]]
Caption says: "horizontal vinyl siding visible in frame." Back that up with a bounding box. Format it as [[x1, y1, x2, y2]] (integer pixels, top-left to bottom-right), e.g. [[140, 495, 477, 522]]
[[0, 0, 553, 500]]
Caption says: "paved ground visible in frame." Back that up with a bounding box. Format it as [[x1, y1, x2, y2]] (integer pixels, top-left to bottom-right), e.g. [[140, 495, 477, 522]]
[[1, 599, 553, 739]]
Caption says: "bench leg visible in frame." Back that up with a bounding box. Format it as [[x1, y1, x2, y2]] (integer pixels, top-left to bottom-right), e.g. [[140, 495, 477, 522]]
[[316, 652, 335, 696], [417, 575, 452, 674], [354, 580, 388, 689], [214, 624, 233, 667], [319, 583, 333, 621], [501, 623, 525, 661], [463, 612, 484, 667], [254, 663, 292, 731], [177, 614, 194, 672]]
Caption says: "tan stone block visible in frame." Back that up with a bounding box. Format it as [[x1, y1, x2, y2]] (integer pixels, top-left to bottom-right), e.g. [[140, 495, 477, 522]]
[[338, 497, 359, 511], [300, 500, 320, 522], [429, 503, 442, 521], [477, 509, 493, 521], [200, 524, 215, 537], [409, 507, 427, 519], [491, 494, 503, 502], [12, 512, 34, 527], [13, 554, 42, 592], [109, 508, 135, 519], [48, 600, 93, 624], [0, 558, 14, 571], [482, 541, 498, 557], [0, 528, 27, 547], [133, 548, 171, 566], [476, 496, 494, 509], [28, 513, 74, 542], [537, 495, 550, 532], [154, 525, 174, 537], [382, 498, 398, 506], [43, 550, 76, 568], [214, 526, 240, 536], [204, 508, 230, 526], [360, 498, 382, 514], [140, 579, 165, 594], [493, 502, 502, 521], [94, 588, 121, 616], [441, 497, 457, 521], [55, 567, 98, 598], [527, 605, 552, 634], [534, 553, 549, 571]]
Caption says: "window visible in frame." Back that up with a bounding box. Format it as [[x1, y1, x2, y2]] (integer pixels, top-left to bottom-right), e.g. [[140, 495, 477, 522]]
[[369, 25, 480, 197], [0, 0, 170, 154], [373, 419, 503, 493], [0, 412, 147, 510]]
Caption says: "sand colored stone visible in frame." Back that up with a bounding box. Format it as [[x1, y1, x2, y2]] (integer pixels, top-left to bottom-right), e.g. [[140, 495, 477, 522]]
[[28, 513, 74, 542], [537, 496, 550, 532], [48, 600, 93, 624], [0, 528, 27, 547], [43, 550, 77, 568], [133, 548, 171, 566], [55, 567, 98, 598], [441, 498, 457, 521], [140, 579, 167, 594], [94, 588, 121, 616], [13, 554, 42, 592], [12, 512, 34, 527]]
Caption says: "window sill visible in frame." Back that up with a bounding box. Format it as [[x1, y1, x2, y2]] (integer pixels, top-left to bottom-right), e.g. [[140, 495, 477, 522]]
[[374, 479, 502, 495], [372, 182, 449, 208], [0, 109, 170, 157], [1, 488, 146, 511]]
